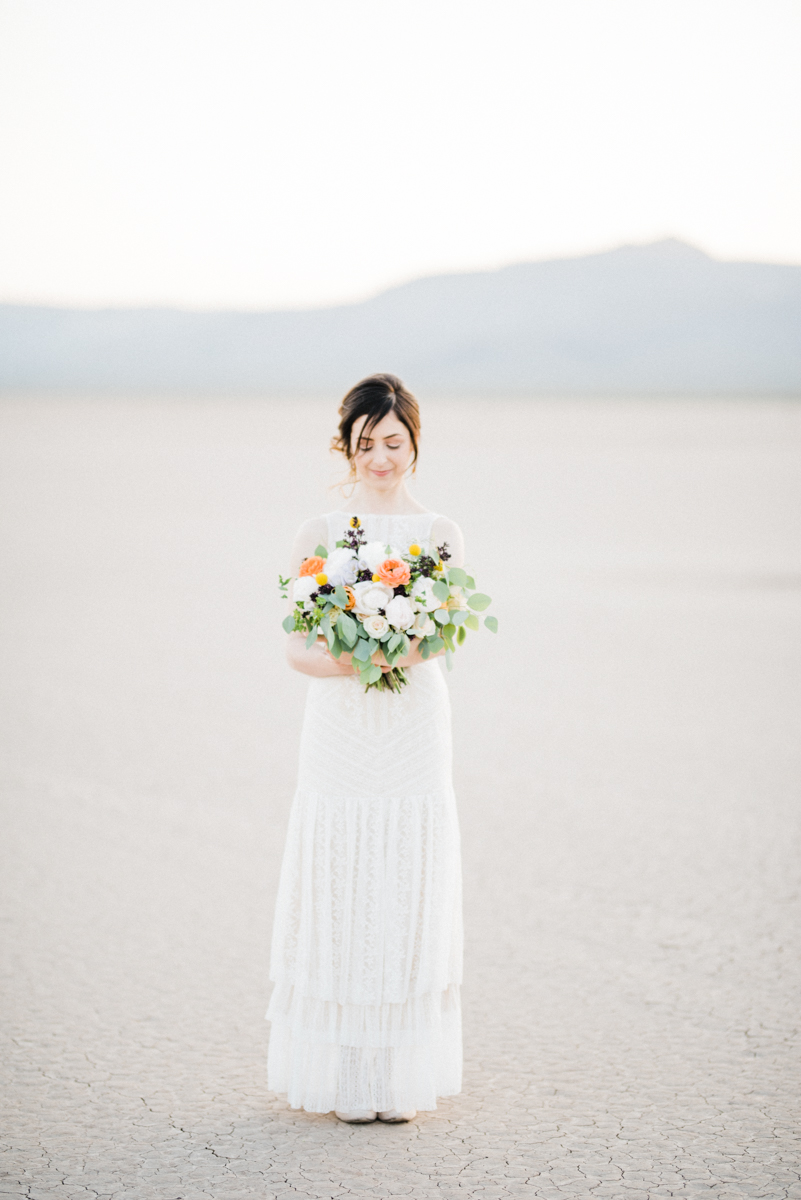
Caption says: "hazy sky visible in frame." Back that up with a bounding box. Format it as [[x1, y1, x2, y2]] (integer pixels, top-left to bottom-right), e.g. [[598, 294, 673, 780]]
[[1, 0, 800, 310]]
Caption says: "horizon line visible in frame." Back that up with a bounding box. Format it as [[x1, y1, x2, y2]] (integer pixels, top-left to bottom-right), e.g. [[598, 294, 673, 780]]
[[3, 236, 801, 316]]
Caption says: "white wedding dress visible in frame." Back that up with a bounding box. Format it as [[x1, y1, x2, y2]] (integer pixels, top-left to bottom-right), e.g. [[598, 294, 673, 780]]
[[266, 510, 463, 1114]]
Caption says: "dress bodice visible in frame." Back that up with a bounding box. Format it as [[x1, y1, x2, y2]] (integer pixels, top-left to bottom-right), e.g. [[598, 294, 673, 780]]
[[325, 510, 439, 555]]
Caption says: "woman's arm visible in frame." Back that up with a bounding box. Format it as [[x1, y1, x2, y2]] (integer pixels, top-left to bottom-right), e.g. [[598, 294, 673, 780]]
[[430, 516, 465, 569], [285, 517, 356, 678], [382, 516, 467, 670]]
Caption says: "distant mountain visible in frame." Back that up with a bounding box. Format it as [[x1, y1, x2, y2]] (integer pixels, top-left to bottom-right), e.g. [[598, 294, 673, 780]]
[[2, 239, 800, 394]]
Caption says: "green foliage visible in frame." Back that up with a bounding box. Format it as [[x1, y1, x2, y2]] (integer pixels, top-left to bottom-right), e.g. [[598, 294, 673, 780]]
[[278, 574, 291, 598], [314, 544, 328, 558], [457, 624, 467, 645], [337, 611, 357, 647], [484, 615, 498, 633], [305, 627, 318, 649], [445, 648, 454, 671], [429, 636, 444, 653], [450, 609, 467, 626], [282, 614, 295, 633], [432, 579, 449, 602], [419, 639, 431, 659], [330, 635, 343, 658], [466, 575, 476, 589], [447, 566, 468, 587], [352, 638, 372, 662], [334, 585, 349, 608], [464, 613, 480, 632], [468, 592, 492, 611], [434, 608, 449, 625]]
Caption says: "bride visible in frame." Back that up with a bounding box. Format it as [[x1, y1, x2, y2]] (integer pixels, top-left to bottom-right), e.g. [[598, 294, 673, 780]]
[[266, 373, 465, 1123]]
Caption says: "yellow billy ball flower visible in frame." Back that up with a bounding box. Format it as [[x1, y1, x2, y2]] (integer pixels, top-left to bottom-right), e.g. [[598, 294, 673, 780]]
[[349, 516, 361, 528], [372, 573, 381, 582], [315, 573, 328, 586], [408, 543, 421, 556]]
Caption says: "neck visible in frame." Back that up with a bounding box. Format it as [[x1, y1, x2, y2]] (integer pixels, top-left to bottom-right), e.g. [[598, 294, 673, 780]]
[[345, 479, 421, 515]]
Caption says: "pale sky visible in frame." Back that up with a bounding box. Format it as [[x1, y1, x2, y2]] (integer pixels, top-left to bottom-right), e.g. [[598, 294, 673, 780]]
[[1, 0, 800, 310]]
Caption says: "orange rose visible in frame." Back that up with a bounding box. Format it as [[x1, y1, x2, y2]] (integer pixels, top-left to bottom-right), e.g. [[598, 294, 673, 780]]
[[343, 585, 356, 610], [299, 555, 326, 577], [376, 558, 411, 588]]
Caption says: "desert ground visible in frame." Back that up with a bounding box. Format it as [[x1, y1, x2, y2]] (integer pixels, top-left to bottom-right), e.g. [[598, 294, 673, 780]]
[[1, 394, 800, 1199]]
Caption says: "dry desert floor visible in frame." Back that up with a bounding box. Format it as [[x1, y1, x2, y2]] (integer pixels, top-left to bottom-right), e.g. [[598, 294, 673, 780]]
[[1, 395, 800, 1200]]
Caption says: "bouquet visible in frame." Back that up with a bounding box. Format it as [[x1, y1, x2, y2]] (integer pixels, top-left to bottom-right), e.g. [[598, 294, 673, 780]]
[[280, 516, 497, 691]]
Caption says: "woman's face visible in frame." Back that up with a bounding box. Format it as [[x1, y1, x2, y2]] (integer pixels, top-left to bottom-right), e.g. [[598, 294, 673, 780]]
[[350, 412, 415, 490]]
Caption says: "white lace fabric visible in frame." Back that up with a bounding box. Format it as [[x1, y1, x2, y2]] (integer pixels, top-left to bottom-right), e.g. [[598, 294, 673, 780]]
[[266, 511, 463, 1113]]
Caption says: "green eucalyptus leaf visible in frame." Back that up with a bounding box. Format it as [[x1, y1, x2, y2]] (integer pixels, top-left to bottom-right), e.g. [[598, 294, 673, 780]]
[[314, 544, 328, 558], [465, 613, 480, 632], [467, 593, 492, 612], [466, 575, 476, 589], [445, 648, 454, 671], [450, 609, 467, 626], [352, 638, 372, 662], [443, 623, 456, 639], [419, 639, 431, 659], [282, 615, 295, 633], [457, 624, 467, 645], [305, 627, 318, 649], [428, 636, 444, 653], [337, 612, 357, 647], [334, 585, 348, 608], [447, 567, 468, 587], [330, 635, 343, 658], [484, 615, 499, 634], [432, 579, 449, 602], [434, 608, 449, 625]]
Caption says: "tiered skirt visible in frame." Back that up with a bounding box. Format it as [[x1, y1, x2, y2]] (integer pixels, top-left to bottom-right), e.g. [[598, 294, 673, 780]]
[[267, 662, 463, 1113]]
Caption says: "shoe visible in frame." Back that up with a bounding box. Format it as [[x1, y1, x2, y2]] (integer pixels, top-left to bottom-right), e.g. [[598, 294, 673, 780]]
[[335, 1110, 377, 1123], [378, 1110, 416, 1122]]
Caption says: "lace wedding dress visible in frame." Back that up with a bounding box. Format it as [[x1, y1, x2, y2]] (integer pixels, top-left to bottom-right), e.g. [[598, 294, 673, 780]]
[[266, 510, 463, 1114]]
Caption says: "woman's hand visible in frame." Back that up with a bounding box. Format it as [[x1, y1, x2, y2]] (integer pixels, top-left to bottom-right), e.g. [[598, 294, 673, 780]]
[[286, 633, 356, 677]]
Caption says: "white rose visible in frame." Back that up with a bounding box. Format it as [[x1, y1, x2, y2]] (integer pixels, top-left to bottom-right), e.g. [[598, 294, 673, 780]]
[[362, 613, 389, 638], [358, 541, 401, 573], [324, 547, 358, 587], [293, 575, 317, 610], [352, 579, 394, 616], [384, 594, 415, 630], [412, 610, 436, 637], [410, 576, 441, 612]]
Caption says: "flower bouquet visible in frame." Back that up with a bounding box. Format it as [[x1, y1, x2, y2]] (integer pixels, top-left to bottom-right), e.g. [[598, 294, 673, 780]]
[[280, 516, 497, 691]]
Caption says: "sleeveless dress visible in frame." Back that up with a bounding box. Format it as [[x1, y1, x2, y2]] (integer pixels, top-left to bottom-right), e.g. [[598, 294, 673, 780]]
[[266, 510, 463, 1114]]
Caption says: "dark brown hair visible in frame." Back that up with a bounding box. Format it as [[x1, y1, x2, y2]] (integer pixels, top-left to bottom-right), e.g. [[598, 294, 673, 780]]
[[332, 373, 421, 472]]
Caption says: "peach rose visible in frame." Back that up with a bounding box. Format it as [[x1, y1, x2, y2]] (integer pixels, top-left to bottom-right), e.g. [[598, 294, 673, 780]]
[[376, 558, 411, 587], [299, 555, 326, 577], [343, 585, 356, 610]]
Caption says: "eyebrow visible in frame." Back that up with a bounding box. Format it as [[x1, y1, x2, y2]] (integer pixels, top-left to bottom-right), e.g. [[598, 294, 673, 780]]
[[358, 430, 404, 443]]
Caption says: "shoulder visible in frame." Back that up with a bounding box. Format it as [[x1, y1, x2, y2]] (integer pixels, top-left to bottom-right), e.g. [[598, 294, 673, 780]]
[[289, 515, 329, 575], [293, 515, 329, 545], [429, 514, 465, 568]]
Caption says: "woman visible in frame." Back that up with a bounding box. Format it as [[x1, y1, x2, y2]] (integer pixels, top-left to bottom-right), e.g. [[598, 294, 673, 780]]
[[267, 373, 465, 1123]]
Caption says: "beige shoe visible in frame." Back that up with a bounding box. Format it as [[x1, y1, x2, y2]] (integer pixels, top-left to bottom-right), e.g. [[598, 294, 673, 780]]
[[378, 1109, 416, 1122], [335, 1109, 377, 1123]]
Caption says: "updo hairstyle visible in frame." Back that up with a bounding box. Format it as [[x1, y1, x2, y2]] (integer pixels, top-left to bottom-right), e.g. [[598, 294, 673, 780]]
[[332, 373, 421, 475]]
